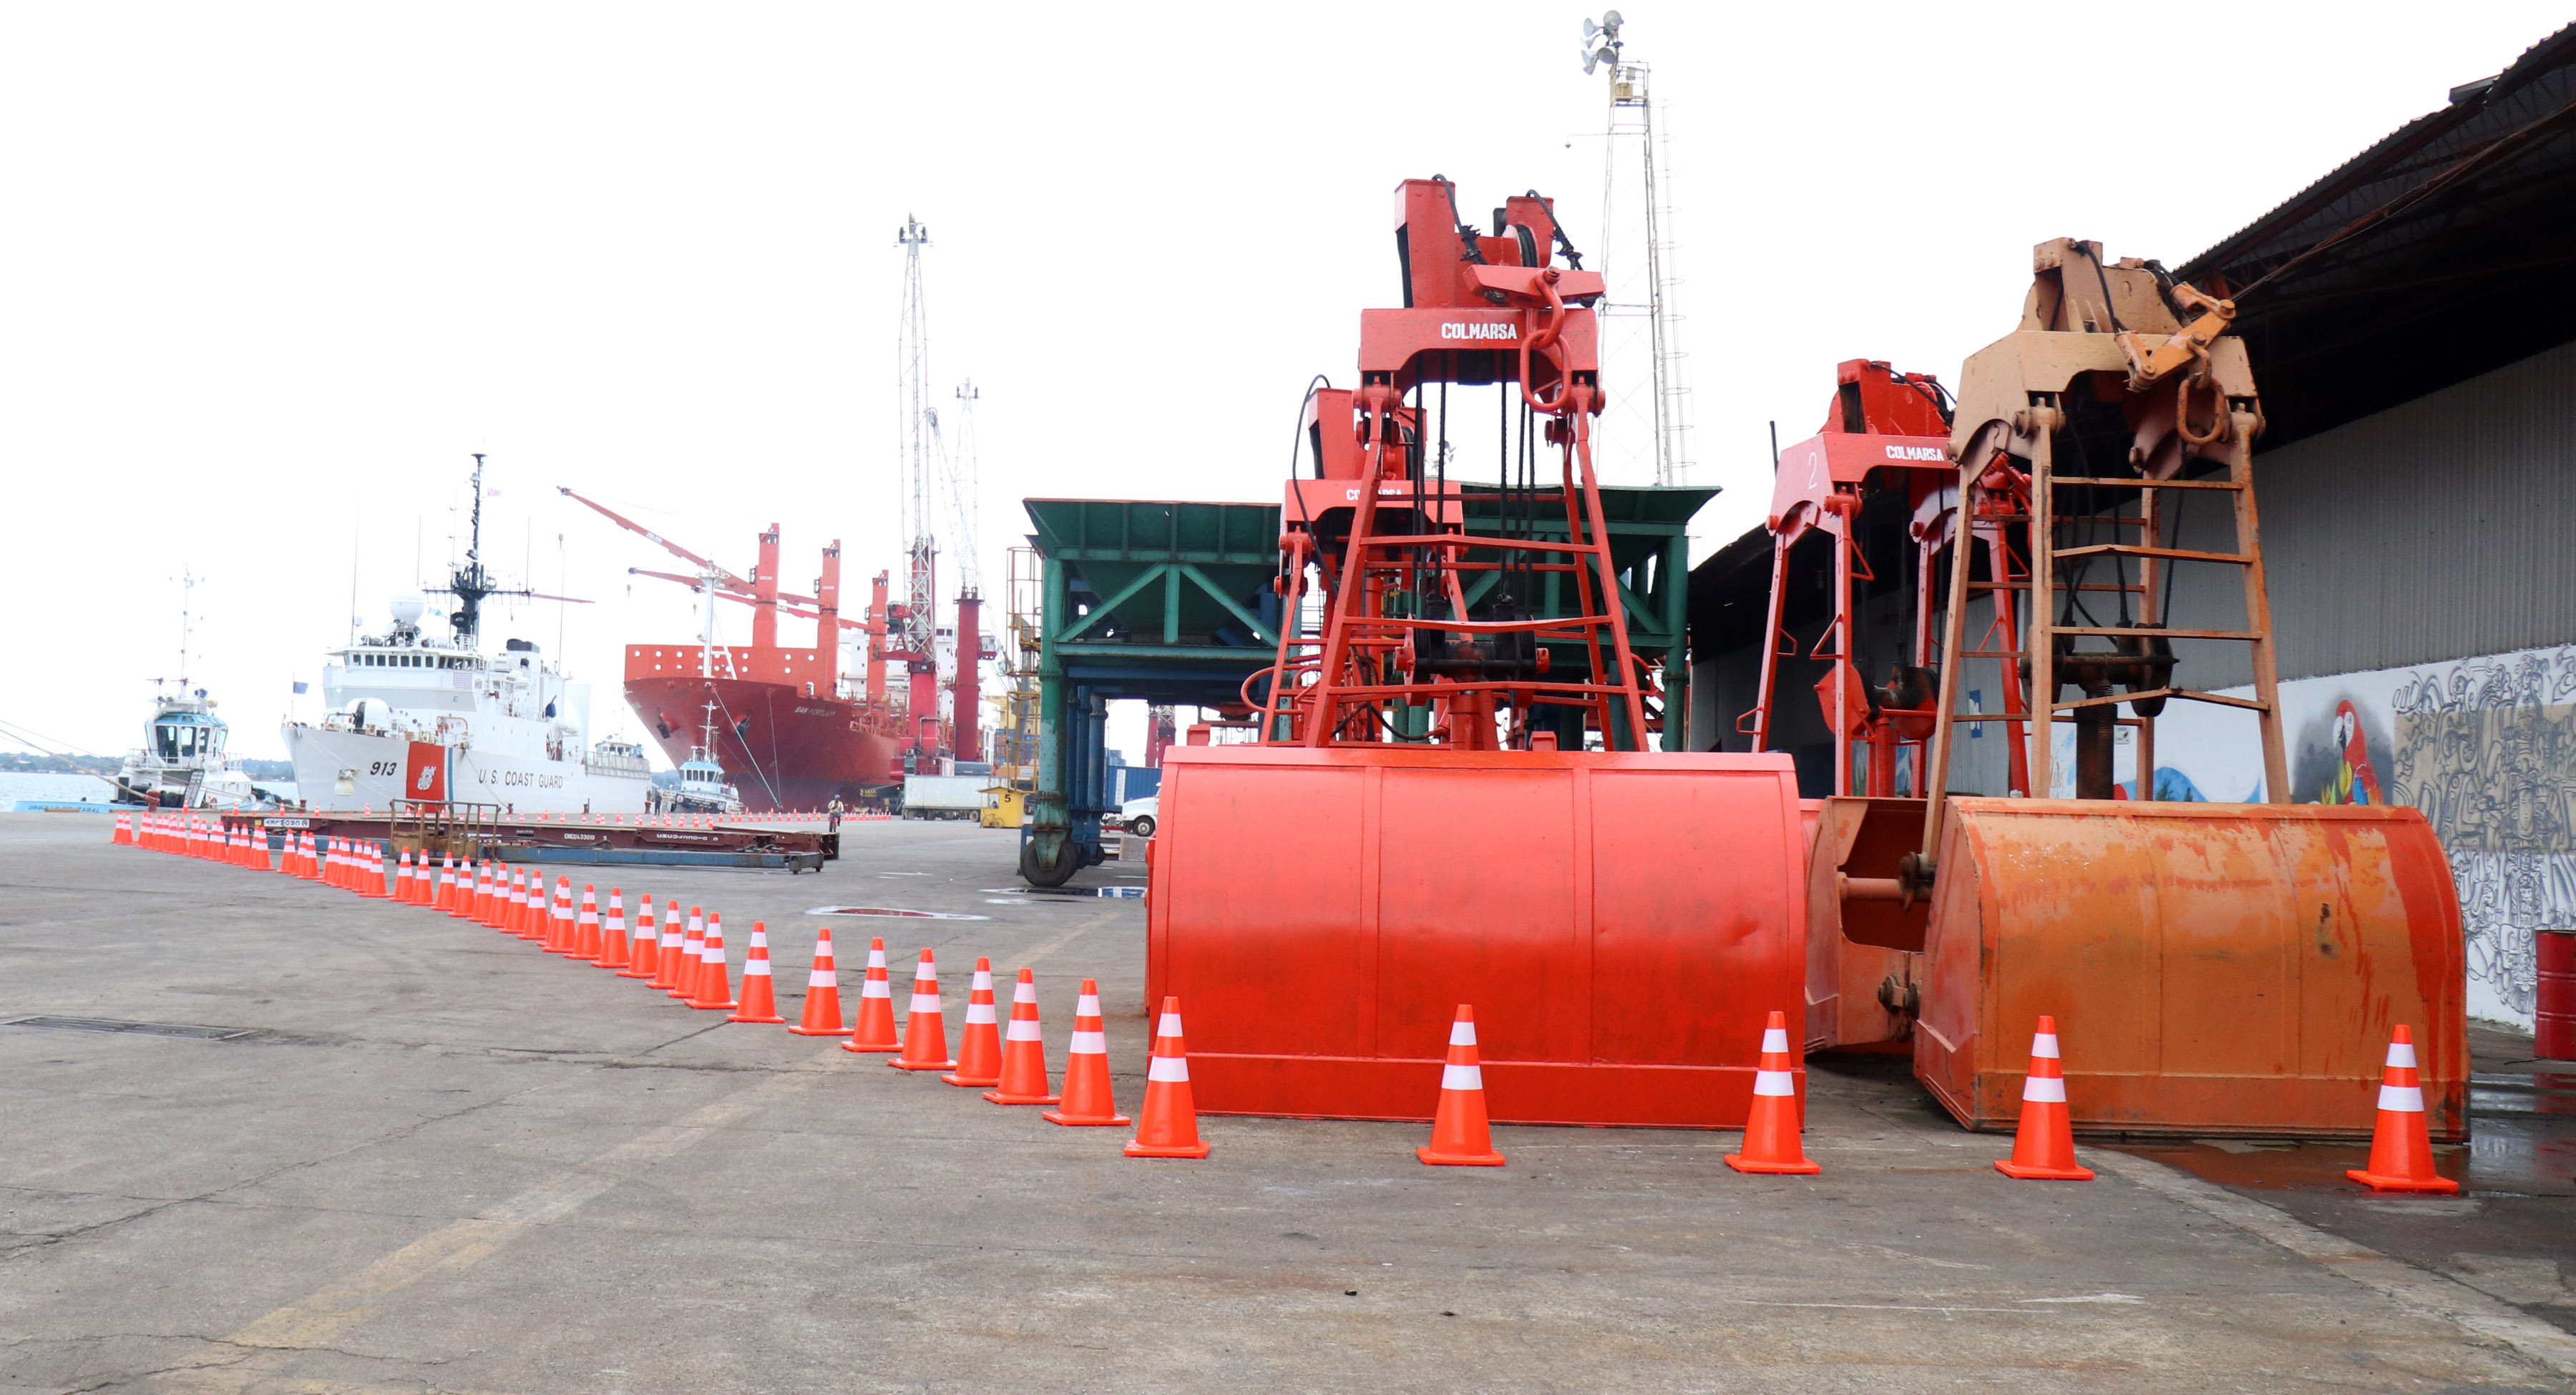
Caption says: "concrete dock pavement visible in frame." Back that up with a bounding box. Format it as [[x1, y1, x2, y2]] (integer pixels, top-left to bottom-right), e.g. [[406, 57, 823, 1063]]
[[1, 812, 2570, 1392]]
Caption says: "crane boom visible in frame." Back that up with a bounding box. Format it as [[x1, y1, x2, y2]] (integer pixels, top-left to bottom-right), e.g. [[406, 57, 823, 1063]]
[[557, 486, 748, 590]]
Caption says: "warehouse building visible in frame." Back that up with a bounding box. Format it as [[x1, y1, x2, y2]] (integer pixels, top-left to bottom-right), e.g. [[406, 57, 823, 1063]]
[[1687, 24, 2576, 1027]]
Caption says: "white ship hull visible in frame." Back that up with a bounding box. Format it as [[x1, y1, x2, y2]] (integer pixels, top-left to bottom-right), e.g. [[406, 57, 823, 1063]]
[[285, 725, 651, 815]]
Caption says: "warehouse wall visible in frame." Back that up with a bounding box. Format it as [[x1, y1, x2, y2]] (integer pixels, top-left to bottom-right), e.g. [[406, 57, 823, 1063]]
[[2167, 338, 2576, 692]]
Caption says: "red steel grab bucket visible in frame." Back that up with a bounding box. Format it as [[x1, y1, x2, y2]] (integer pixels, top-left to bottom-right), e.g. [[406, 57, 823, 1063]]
[[1144, 744, 1808, 1128]]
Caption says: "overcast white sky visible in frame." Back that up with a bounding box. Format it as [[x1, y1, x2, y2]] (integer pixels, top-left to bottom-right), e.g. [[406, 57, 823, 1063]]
[[4, 2, 2563, 765]]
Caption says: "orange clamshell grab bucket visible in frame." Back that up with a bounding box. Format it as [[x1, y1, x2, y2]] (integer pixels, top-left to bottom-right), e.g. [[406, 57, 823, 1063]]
[[1417, 1006, 1505, 1167], [1146, 745, 1808, 1128], [888, 949, 955, 1071], [1126, 997, 1211, 1160], [943, 958, 1004, 1087], [2346, 1025, 2458, 1194], [1045, 979, 1129, 1126], [1724, 1010, 1820, 1175], [1993, 1015, 2092, 1181], [788, 928, 849, 1036], [844, 937, 902, 1052], [985, 967, 1060, 1105]]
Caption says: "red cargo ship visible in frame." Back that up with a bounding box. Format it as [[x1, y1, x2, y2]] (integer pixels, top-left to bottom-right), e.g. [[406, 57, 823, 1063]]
[[568, 491, 972, 813]]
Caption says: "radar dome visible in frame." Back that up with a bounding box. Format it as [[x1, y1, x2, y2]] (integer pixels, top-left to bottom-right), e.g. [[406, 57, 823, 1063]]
[[389, 592, 428, 625]]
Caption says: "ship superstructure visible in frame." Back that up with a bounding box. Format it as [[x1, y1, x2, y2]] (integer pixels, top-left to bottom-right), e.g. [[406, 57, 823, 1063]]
[[280, 456, 651, 814]]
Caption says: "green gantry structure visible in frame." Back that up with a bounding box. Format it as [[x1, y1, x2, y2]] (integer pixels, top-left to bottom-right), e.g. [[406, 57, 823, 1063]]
[[1015, 485, 1714, 885]]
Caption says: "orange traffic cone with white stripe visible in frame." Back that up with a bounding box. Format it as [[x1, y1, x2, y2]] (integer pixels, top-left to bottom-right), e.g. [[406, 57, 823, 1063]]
[[1417, 1005, 1506, 1166], [985, 968, 1058, 1105], [1726, 1009, 1821, 1175], [515, 871, 545, 941], [396, 848, 418, 902], [728, 922, 784, 1023], [651, 906, 692, 992], [1124, 997, 1209, 1159], [547, 877, 577, 952], [1994, 1015, 2094, 1181], [1045, 979, 1128, 1125], [887, 949, 955, 1070], [788, 928, 849, 1036], [690, 913, 737, 1011], [570, 885, 603, 959], [2346, 1025, 2458, 1194], [843, 937, 901, 1053], [944, 957, 1004, 1087], [503, 868, 528, 934], [618, 896, 661, 979], [595, 889, 630, 969], [668, 907, 706, 999], [356, 842, 385, 897], [434, 854, 455, 910]]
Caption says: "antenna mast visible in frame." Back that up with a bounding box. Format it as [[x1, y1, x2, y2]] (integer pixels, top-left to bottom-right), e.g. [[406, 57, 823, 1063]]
[[947, 379, 982, 595], [896, 216, 939, 667], [1584, 11, 1692, 486]]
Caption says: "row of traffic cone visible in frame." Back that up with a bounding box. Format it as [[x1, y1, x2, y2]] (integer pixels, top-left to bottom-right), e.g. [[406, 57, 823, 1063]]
[[104, 828, 2459, 1187], [122, 811, 277, 867]]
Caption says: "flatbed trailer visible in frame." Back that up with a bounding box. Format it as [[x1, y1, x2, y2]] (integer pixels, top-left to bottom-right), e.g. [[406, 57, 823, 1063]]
[[223, 808, 837, 871]]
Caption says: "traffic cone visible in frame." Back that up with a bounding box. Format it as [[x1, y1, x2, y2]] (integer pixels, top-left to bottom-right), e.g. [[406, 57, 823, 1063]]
[[843, 937, 901, 1053], [356, 843, 385, 897], [1045, 979, 1128, 1125], [648, 904, 689, 991], [462, 861, 487, 920], [500, 867, 525, 933], [618, 896, 661, 979], [1124, 997, 1210, 1159], [943, 957, 1003, 1087], [1416, 1005, 1506, 1167], [985, 967, 1059, 1105], [434, 854, 456, 910], [788, 928, 849, 1036], [113, 813, 130, 846], [570, 884, 603, 960], [666, 908, 706, 999], [2346, 1025, 2458, 1194], [394, 849, 416, 902], [690, 913, 737, 1011], [547, 878, 578, 953], [887, 949, 955, 1070], [1727, 1009, 1822, 1175], [727, 922, 784, 1023], [597, 889, 631, 969], [1994, 1015, 2094, 1181]]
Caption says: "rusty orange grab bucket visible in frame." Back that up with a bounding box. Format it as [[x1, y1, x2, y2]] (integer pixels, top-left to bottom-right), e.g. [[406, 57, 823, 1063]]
[[1913, 798, 2467, 1142], [1146, 745, 1810, 1128]]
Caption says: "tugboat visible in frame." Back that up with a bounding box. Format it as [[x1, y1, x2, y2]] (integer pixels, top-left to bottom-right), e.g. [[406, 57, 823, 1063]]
[[113, 682, 263, 809], [280, 456, 653, 815], [659, 703, 746, 816], [113, 572, 265, 809]]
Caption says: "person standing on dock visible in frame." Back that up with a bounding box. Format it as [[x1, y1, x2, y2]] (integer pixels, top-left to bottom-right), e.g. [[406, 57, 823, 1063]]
[[827, 796, 844, 832]]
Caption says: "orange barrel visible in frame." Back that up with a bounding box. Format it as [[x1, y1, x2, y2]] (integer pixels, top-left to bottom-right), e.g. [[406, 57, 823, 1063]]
[[1915, 798, 2469, 1141], [1146, 744, 1809, 1128], [2539, 929, 2576, 1062]]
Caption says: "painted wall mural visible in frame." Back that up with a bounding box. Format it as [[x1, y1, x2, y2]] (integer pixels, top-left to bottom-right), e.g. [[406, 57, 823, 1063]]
[[2062, 642, 2576, 1029]]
